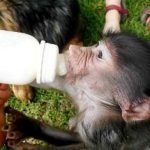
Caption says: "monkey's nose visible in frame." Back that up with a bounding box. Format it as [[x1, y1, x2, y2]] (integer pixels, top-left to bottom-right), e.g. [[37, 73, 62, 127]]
[[69, 45, 81, 56]]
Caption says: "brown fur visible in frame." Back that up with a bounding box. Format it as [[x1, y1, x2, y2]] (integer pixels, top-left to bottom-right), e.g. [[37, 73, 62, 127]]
[[0, 1, 19, 31]]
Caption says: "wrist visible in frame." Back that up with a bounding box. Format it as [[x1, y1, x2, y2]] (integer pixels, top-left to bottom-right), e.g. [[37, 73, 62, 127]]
[[106, 0, 121, 6]]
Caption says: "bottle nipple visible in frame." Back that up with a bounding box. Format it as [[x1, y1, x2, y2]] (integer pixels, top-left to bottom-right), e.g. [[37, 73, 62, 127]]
[[56, 54, 67, 76]]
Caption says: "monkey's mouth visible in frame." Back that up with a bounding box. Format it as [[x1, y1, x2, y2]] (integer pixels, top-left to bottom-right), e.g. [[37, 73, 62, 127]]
[[64, 46, 88, 79]]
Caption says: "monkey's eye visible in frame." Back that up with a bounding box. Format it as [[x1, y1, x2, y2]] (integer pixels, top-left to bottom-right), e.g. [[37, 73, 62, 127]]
[[98, 51, 103, 59]]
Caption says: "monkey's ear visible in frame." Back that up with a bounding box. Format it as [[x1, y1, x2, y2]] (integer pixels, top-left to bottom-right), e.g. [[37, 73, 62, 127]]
[[122, 99, 150, 122]]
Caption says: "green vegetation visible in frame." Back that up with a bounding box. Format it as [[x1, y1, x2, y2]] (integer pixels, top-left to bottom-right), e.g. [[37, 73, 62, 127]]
[[2, 0, 150, 149]]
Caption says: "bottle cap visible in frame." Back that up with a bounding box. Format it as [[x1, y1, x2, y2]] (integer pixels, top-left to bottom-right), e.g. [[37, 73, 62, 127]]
[[36, 41, 59, 83]]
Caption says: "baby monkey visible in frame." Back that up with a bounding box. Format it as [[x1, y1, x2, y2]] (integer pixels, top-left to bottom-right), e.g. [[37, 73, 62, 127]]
[[3, 31, 150, 150]]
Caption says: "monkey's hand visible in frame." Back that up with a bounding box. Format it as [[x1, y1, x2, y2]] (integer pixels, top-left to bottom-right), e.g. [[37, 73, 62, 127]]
[[3, 106, 83, 150], [2, 106, 41, 148]]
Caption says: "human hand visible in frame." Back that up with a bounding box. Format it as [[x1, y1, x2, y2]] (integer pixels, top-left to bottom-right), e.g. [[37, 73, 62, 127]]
[[0, 84, 11, 106], [0, 84, 11, 148]]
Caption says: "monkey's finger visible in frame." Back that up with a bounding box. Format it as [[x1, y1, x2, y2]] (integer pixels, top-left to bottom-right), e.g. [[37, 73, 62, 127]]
[[5, 106, 26, 121], [6, 131, 24, 140], [2, 124, 18, 132], [7, 114, 18, 122], [6, 133, 26, 148], [4, 106, 23, 116], [7, 142, 40, 150], [7, 139, 21, 148]]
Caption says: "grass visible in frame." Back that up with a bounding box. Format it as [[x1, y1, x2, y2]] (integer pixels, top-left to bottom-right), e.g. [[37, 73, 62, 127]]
[[2, 0, 150, 149]]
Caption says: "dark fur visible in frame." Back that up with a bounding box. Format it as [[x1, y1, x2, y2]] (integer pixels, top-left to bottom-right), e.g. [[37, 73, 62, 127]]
[[105, 32, 150, 104], [0, 0, 80, 51]]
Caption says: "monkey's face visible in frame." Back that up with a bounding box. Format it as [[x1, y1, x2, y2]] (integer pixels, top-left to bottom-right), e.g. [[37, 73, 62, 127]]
[[64, 41, 116, 84], [64, 41, 117, 108]]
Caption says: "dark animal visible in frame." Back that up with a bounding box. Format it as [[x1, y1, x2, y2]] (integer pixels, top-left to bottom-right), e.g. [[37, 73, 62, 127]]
[[3, 31, 150, 150], [0, 0, 81, 102]]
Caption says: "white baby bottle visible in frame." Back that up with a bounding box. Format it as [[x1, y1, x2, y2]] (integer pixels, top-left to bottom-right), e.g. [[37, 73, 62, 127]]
[[0, 30, 67, 85]]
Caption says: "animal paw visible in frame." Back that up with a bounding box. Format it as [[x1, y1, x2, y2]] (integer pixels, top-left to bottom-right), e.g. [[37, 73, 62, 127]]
[[2, 106, 37, 148], [12, 85, 34, 102]]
